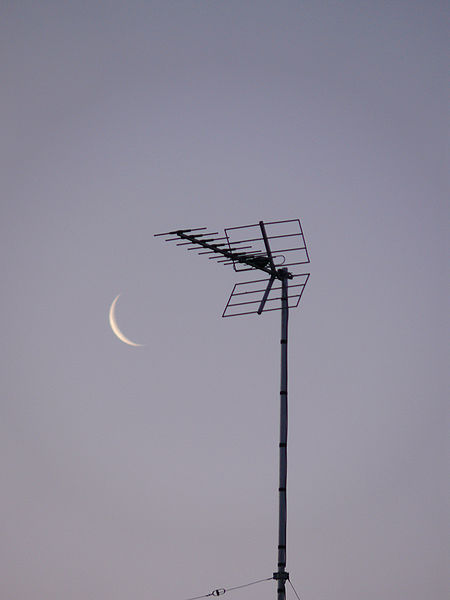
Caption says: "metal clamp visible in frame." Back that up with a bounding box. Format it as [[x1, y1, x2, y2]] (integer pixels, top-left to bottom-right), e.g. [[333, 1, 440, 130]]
[[273, 572, 289, 581]]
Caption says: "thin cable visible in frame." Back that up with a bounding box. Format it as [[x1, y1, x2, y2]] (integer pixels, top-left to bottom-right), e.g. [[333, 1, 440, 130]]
[[183, 593, 212, 600], [287, 578, 302, 600], [224, 576, 273, 593], [182, 576, 273, 600]]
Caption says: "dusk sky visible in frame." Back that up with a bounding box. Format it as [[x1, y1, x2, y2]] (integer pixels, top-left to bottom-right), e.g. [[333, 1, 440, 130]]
[[2, 2, 448, 599]]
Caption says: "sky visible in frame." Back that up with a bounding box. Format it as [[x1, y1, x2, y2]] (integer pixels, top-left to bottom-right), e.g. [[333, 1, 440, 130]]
[[1, 1, 448, 599]]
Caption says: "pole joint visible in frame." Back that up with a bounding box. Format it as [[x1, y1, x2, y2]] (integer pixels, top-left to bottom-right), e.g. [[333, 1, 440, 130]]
[[273, 571, 289, 581]]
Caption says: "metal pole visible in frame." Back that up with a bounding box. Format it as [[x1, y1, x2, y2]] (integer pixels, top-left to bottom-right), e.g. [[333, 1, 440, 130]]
[[275, 269, 289, 598]]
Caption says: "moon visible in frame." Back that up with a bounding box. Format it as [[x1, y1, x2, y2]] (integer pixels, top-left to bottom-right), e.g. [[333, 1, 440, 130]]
[[109, 295, 143, 347]]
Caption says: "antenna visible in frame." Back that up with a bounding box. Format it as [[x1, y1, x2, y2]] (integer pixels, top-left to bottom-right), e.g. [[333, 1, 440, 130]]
[[155, 219, 310, 600]]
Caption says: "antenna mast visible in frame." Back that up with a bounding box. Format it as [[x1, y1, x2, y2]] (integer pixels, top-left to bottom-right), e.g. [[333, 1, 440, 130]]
[[155, 219, 310, 600]]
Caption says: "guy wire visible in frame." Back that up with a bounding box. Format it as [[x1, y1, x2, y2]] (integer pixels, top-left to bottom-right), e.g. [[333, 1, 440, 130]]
[[287, 578, 302, 600], [181, 576, 273, 600]]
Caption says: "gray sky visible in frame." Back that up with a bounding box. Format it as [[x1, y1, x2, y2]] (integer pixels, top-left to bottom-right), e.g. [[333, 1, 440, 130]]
[[1, 2, 448, 599]]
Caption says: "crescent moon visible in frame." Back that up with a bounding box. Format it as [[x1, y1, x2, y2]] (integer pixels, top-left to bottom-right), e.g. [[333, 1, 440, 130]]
[[109, 295, 143, 347]]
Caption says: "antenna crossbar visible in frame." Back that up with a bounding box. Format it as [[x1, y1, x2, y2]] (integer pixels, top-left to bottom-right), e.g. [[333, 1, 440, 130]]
[[172, 230, 293, 280]]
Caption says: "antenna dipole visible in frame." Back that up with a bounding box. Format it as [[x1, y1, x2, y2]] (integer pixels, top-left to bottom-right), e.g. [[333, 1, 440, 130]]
[[155, 219, 310, 600]]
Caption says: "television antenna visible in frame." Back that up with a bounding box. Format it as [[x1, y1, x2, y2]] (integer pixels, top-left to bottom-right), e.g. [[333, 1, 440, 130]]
[[155, 219, 310, 600]]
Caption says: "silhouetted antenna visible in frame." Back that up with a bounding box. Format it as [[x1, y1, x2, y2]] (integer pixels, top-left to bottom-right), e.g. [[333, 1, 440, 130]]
[[155, 219, 310, 600]]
